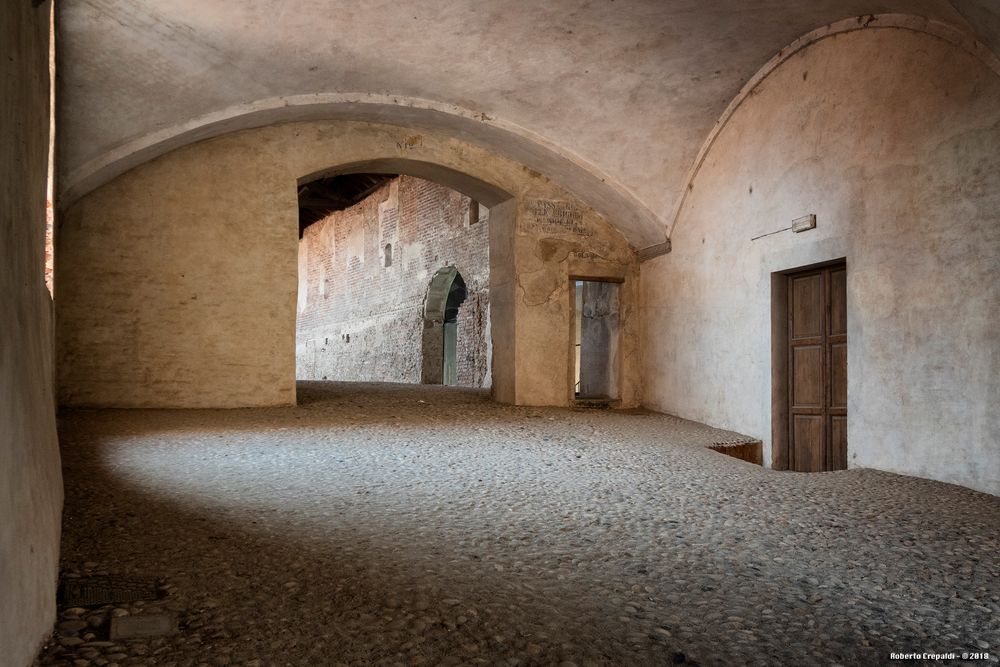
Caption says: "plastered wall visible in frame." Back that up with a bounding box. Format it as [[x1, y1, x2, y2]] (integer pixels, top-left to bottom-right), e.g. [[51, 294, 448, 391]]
[[58, 121, 639, 409], [641, 28, 1000, 495], [296, 176, 490, 387], [1, 2, 64, 664], [513, 200, 641, 408]]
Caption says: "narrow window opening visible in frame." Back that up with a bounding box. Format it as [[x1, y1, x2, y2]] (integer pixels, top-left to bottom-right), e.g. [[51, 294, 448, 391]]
[[384, 243, 392, 267]]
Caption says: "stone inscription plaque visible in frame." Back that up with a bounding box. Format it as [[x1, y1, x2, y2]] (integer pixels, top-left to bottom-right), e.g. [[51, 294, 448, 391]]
[[521, 199, 592, 237]]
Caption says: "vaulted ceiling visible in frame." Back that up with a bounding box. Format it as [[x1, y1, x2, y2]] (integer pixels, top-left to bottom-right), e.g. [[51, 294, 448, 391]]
[[298, 173, 396, 235], [56, 0, 999, 247]]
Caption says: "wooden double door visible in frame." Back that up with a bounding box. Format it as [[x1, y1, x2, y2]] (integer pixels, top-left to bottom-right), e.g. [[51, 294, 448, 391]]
[[787, 263, 847, 472]]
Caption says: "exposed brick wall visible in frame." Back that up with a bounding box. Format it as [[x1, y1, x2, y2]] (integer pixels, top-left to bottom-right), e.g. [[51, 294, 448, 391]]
[[296, 175, 490, 387]]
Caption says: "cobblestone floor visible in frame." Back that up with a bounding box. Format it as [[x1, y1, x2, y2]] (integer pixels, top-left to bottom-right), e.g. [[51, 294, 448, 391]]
[[35, 382, 1000, 667]]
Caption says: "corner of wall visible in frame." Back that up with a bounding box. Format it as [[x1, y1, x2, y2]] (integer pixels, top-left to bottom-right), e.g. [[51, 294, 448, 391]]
[[1, 2, 64, 664]]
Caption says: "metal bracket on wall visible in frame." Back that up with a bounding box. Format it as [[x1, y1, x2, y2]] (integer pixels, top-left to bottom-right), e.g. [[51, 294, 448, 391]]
[[791, 214, 817, 233], [751, 214, 817, 241]]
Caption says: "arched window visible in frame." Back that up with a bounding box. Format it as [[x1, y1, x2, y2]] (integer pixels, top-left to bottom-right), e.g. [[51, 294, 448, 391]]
[[384, 243, 392, 267]]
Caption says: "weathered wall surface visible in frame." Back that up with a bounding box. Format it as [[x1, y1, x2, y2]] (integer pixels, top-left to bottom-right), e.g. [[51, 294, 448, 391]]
[[296, 176, 490, 387], [57, 136, 299, 408], [514, 199, 641, 408], [59, 121, 639, 408], [1, 2, 64, 665], [641, 28, 1000, 494]]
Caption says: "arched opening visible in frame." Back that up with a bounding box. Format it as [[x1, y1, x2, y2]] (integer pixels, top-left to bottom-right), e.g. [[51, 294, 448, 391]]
[[295, 169, 498, 390], [56, 125, 640, 411], [421, 267, 468, 386], [442, 273, 467, 386], [296, 158, 514, 209], [59, 98, 663, 251]]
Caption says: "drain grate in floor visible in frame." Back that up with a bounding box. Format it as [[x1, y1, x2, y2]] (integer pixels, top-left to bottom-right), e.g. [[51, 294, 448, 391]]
[[59, 576, 161, 607]]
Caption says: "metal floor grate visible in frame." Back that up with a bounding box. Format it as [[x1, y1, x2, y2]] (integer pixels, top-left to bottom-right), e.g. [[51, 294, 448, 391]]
[[59, 576, 161, 607]]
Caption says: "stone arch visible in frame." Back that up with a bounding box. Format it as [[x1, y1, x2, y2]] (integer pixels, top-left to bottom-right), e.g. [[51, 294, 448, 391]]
[[296, 159, 503, 390], [58, 118, 640, 410], [298, 158, 514, 208], [60, 96, 662, 249]]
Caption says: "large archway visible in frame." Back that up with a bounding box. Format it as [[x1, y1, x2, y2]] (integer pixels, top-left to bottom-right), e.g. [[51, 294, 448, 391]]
[[294, 172, 492, 390], [293, 159, 514, 394], [58, 97, 663, 251], [56, 119, 641, 409]]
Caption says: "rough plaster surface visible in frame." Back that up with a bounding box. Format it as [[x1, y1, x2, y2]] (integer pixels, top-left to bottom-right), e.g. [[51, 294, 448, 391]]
[[296, 176, 490, 387], [55, 1, 998, 247], [56, 134, 299, 408], [951, 0, 1000, 56], [640, 28, 1000, 495], [58, 122, 638, 408], [514, 199, 641, 408], [0, 2, 63, 665]]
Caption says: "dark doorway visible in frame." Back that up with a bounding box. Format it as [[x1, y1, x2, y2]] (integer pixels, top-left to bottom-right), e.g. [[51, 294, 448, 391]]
[[442, 272, 467, 386], [782, 262, 847, 472], [573, 280, 621, 399], [421, 266, 468, 386]]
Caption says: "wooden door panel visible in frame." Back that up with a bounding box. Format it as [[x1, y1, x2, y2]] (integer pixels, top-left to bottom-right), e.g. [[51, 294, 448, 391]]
[[830, 415, 848, 470], [830, 268, 847, 336], [792, 415, 824, 472], [791, 345, 823, 408], [785, 262, 847, 473], [791, 274, 823, 339], [830, 342, 848, 410]]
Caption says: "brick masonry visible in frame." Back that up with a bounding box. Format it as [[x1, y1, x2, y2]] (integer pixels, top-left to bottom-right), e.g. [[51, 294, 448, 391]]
[[296, 175, 490, 387]]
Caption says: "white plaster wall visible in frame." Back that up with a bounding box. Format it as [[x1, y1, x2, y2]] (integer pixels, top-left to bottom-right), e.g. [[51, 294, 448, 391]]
[[1, 2, 64, 664], [641, 28, 1000, 495]]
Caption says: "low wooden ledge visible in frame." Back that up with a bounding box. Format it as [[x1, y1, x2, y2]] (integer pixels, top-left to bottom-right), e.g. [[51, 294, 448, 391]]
[[709, 439, 763, 465]]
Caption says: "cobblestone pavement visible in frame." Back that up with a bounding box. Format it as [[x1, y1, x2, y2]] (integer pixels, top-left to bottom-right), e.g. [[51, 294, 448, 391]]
[[35, 382, 999, 667]]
